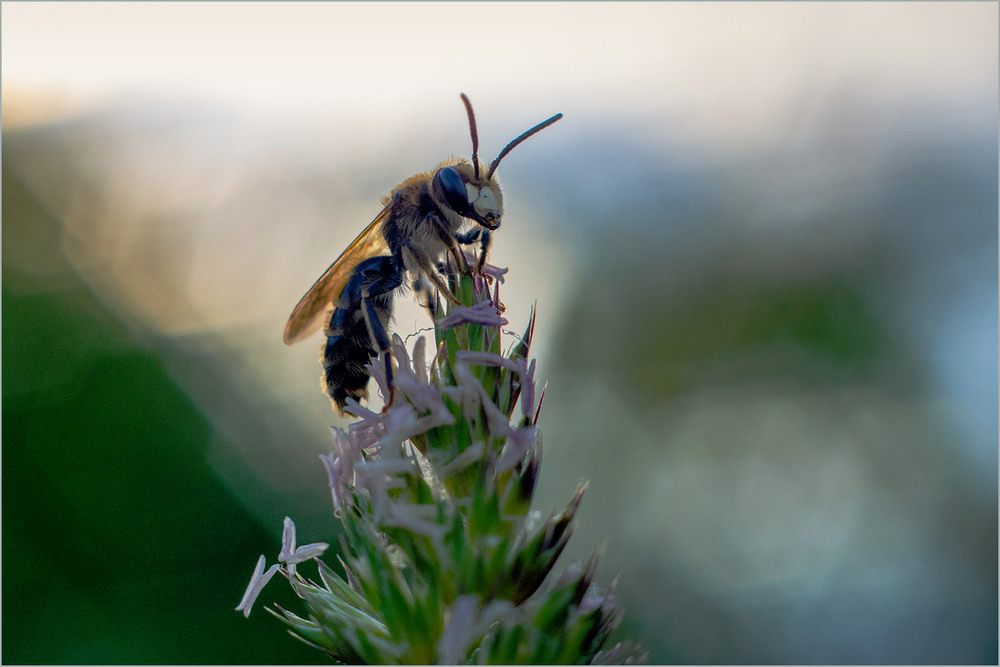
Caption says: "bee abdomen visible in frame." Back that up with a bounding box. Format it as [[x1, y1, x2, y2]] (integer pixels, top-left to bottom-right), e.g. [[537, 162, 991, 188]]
[[322, 256, 399, 412], [323, 313, 376, 410]]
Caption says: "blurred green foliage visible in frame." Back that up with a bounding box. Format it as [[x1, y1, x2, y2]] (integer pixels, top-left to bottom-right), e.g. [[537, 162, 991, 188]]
[[2, 167, 317, 664], [561, 274, 885, 401]]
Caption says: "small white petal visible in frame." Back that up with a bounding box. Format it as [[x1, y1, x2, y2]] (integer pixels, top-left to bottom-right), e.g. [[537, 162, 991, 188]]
[[235, 555, 280, 618], [321, 446, 357, 516], [278, 516, 296, 562], [288, 542, 330, 564], [438, 301, 508, 329], [456, 350, 516, 371], [496, 425, 538, 473], [443, 440, 486, 476], [382, 502, 447, 540], [438, 595, 514, 664], [412, 336, 428, 385]]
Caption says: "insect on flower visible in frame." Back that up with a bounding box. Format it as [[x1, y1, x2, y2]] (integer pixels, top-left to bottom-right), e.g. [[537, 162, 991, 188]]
[[283, 94, 562, 414]]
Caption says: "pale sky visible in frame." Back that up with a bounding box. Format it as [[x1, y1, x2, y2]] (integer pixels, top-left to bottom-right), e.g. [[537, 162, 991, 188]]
[[4, 2, 996, 153]]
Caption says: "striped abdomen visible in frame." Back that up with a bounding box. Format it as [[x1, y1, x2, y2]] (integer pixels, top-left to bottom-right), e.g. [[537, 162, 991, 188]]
[[322, 256, 399, 412]]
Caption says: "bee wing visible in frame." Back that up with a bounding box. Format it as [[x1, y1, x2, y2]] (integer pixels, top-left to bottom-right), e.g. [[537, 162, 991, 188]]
[[282, 204, 392, 345]]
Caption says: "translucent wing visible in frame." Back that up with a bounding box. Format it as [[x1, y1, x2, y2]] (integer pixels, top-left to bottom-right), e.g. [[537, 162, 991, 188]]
[[283, 204, 392, 345]]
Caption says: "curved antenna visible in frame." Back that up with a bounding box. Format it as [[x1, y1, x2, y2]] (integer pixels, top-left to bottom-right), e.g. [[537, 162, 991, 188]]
[[460, 93, 480, 180], [487, 112, 563, 180]]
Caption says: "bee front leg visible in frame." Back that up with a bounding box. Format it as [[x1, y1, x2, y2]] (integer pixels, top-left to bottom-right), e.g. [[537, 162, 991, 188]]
[[453, 228, 481, 245], [453, 227, 490, 276], [402, 241, 461, 305], [453, 228, 492, 276], [475, 229, 492, 275], [428, 212, 475, 280]]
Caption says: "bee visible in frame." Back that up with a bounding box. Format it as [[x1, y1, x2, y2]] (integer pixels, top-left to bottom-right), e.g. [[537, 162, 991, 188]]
[[283, 94, 562, 414]]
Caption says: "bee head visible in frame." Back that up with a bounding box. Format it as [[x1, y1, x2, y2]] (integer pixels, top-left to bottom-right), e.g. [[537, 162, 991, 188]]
[[433, 94, 562, 232], [432, 161, 503, 230]]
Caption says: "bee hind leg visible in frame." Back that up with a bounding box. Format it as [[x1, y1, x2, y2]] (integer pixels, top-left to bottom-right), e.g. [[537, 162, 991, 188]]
[[361, 294, 397, 410], [360, 261, 406, 409], [324, 256, 402, 413]]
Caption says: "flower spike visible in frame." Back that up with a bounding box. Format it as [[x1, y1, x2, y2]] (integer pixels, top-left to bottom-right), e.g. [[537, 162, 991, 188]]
[[239, 254, 643, 663]]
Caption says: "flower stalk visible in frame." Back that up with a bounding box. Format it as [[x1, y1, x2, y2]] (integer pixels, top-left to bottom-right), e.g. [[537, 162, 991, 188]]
[[238, 260, 644, 664]]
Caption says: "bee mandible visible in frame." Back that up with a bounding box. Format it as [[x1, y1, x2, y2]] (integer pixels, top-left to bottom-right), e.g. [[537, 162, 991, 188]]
[[283, 94, 562, 414]]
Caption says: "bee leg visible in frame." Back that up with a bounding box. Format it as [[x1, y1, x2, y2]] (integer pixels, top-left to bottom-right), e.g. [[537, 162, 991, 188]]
[[324, 256, 402, 413], [454, 228, 492, 276], [361, 262, 407, 409], [453, 227, 492, 280], [402, 241, 461, 305], [361, 294, 396, 409], [429, 212, 472, 278], [445, 239, 468, 277], [454, 228, 481, 245], [413, 277, 440, 319], [475, 229, 492, 275]]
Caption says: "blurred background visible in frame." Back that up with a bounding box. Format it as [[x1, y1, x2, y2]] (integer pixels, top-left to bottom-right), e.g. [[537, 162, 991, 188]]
[[3, 2, 996, 664]]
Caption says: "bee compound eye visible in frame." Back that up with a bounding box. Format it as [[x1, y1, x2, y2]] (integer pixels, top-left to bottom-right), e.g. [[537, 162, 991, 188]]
[[434, 166, 473, 215]]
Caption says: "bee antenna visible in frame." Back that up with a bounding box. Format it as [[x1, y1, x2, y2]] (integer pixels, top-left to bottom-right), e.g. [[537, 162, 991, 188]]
[[487, 112, 563, 180], [460, 93, 480, 180]]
